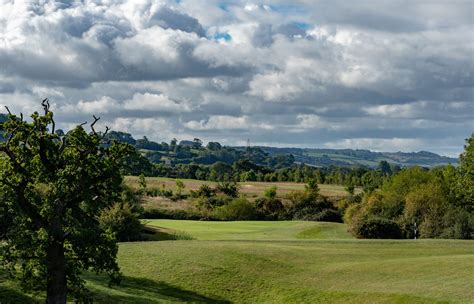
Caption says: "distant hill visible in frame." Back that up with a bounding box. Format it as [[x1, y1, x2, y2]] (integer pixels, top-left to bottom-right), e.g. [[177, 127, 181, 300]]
[[0, 121, 457, 168], [102, 131, 459, 168], [242, 146, 458, 168]]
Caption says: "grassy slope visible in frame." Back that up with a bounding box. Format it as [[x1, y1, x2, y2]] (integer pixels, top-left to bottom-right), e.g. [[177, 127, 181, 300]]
[[144, 220, 352, 240], [2, 221, 473, 303]]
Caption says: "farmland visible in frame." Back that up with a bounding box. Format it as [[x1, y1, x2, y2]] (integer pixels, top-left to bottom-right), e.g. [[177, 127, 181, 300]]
[[124, 176, 355, 198]]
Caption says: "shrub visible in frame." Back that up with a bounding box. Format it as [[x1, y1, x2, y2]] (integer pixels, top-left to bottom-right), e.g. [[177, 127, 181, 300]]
[[350, 216, 402, 239], [264, 186, 278, 199], [286, 190, 340, 221], [145, 188, 161, 197], [141, 208, 203, 220], [161, 188, 174, 198], [311, 209, 342, 222], [190, 184, 215, 198], [213, 198, 258, 220], [99, 203, 143, 242], [343, 203, 361, 224], [440, 208, 473, 239], [255, 197, 284, 220], [215, 182, 239, 198], [194, 193, 231, 210]]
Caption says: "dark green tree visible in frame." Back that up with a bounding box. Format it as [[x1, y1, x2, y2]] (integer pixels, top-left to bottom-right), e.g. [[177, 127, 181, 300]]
[[378, 160, 392, 176], [0, 100, 134, 303], [458, 133, 473, 212]]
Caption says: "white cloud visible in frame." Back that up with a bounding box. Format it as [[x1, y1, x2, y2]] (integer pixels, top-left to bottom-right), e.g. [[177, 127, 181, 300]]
[[184, 115, 274, 131], [123, 93, 191, 112], [0, 0, 472, 156], [75, 96, 119, 114], [324, 138, 425, 152], [364, 101, 428, 118]]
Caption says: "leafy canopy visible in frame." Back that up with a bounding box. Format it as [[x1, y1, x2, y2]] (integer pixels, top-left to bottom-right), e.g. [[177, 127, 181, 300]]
[[0, 101, 134, 301]]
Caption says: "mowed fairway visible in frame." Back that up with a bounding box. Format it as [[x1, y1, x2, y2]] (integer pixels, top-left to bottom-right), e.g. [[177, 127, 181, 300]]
[[87, 221, 473, 304], [2, 221, 473, 303]]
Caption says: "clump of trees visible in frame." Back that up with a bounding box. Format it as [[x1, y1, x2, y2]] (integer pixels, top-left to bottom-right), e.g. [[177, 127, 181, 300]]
[[343, 134, 473, 239], [0, 101, 135, 302]]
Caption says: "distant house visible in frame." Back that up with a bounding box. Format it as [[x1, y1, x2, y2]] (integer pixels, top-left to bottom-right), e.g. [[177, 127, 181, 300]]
[[163, 158, 172, 166]]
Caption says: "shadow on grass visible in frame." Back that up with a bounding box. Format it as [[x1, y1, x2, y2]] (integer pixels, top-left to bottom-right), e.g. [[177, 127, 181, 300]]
[[87, 274, 230, 303], [141, 226, 194, 241], [0, 285, 40, 304]]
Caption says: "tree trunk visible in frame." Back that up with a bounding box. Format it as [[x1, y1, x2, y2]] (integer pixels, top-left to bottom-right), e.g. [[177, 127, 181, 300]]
[[46, 239, 67, 304]]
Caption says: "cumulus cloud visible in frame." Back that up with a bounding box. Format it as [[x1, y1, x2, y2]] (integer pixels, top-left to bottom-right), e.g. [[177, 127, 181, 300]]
[[184, 115, 273, 131], [0, 0, 472, 156]]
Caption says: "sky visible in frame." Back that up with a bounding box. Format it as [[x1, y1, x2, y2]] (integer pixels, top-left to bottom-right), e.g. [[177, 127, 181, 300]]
[[0, 0, 473, 157]]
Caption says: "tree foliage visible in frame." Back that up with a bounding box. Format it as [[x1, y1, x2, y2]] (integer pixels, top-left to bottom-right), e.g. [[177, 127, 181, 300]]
[[0, 101, 134, 302], [344, 138, 474, 240]]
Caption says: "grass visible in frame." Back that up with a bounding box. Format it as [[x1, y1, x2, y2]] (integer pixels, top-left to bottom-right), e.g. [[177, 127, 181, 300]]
[[144, 220, 352, 240], [2, 221, 473, 303], [124, 176, 358, 199]]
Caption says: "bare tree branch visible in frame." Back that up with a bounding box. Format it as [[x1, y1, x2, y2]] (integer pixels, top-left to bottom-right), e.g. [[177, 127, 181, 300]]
[[41, 98, 50, 114], [91, 115, 100, 135], [4, 106, 11, 115]]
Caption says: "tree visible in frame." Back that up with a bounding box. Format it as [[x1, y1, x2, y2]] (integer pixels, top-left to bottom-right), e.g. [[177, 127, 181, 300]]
[[138, 173, 147, 192], [193, 138, 203, 149], [378, 160, 392, 176], [170, 138, 178, 152], [175, 179, 185, 197], [206, 141, 222, 151], [458, 133, 473, 212], [0, 100, 134, 303], [345, 182, 355, 196]]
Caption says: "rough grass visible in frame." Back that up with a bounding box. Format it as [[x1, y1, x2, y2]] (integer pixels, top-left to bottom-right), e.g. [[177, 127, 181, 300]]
[[124, 176, 358, 199], [2, 221, 473, 303]]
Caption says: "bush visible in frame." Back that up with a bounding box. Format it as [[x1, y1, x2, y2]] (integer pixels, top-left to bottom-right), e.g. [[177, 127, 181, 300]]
[[215, 182, 239, 198], [193, 193, 232, 210], [439, 208, 473, 239], [99, 203, 143, 242], [255, 197, 284, 220], [350, 216, 402, 239], [213, 198, 258, 220], [190, 184, 215, 198], [343, 203, 361, 224], [286, 191, 340, 222], [311, 209, 342, 222], [145, 188, 161, 197], [141, 208, 203, 220]]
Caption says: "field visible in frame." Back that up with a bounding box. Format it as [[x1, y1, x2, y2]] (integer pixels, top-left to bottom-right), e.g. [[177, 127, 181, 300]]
[[2, 220, 473, 303], [125, 176, 357, 213], [124, 176, 357, 199]]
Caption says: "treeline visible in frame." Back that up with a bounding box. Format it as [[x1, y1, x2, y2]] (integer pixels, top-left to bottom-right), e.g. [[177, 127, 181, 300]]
[[342, 134, 473, 239], [125, 151, 399, 191], [107, 131, 295, 168]]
